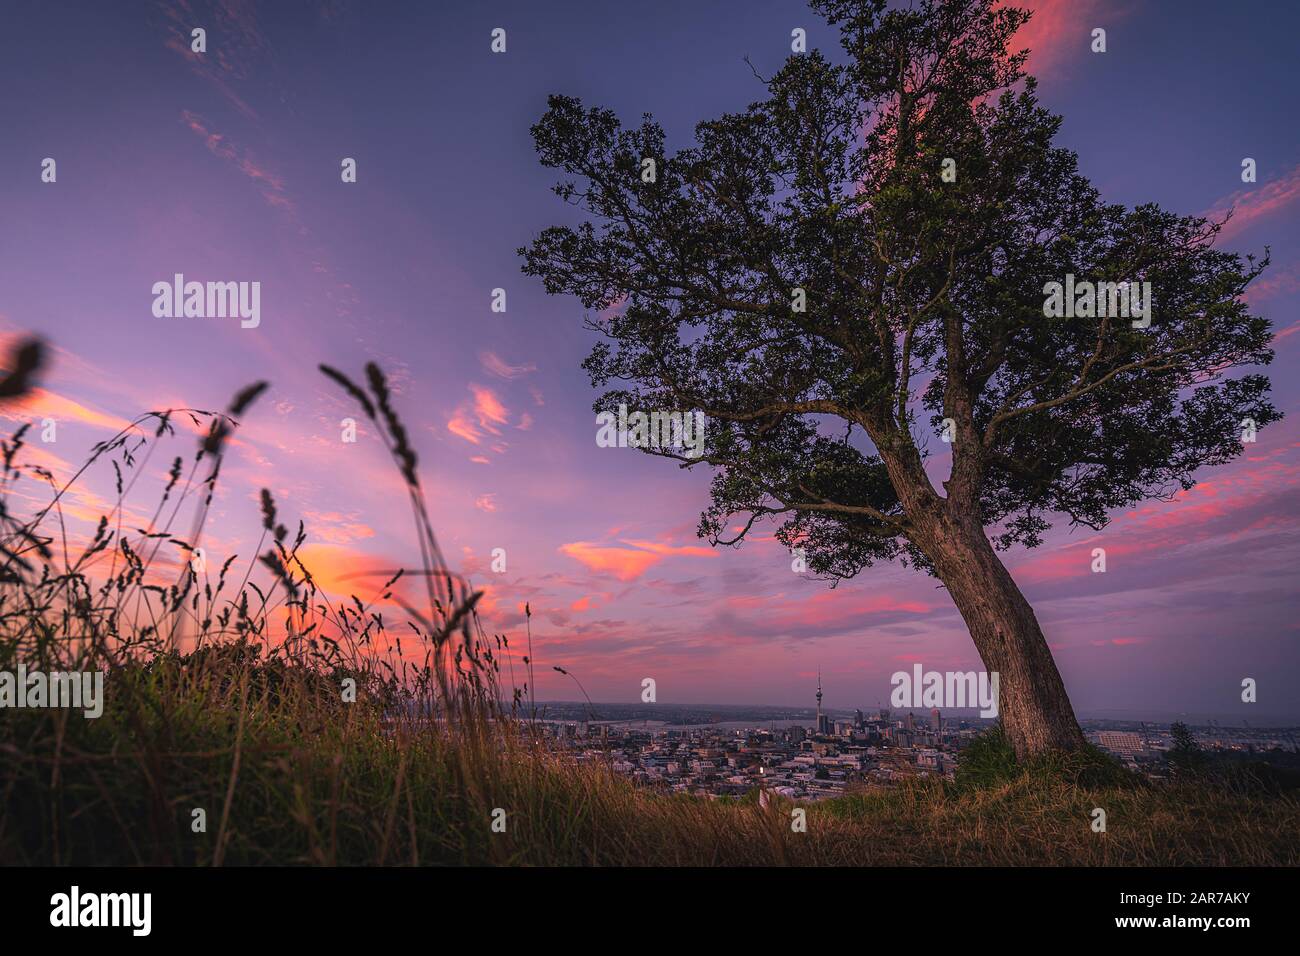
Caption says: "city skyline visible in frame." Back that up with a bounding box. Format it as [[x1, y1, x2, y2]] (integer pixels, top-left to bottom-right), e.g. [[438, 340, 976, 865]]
[[523, 697, 1300, 727]]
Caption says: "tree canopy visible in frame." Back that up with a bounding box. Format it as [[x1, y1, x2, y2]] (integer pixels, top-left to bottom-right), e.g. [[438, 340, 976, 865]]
[[521, 0, 1278, 584]]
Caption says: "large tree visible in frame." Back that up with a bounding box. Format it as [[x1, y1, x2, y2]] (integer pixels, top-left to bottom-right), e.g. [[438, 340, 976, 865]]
[[520, 0, 1278, 756]]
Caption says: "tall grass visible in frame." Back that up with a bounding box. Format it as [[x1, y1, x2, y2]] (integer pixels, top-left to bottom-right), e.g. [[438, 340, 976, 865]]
[[1, 356, 1296, 866]]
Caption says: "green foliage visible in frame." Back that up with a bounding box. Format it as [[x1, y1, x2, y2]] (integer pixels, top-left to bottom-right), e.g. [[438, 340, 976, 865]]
[[1164, 724, 1300, 794], [1167, 720, 1208, 779], [956, 726, 1136, 791], [955, 726, 1022, 788]]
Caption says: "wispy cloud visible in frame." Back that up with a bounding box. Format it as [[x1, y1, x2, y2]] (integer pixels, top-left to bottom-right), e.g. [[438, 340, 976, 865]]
[[1205, 163, 1300, 241], [2, 388, 134, 434], [479, 351, 536, 380], [299, 510, 376, 545], [1244, 261, 1300, 312], [619, 538, 716, 558], [446, 384, 511, 447], [159, 0, 269, 120], [180, 110, 293, 213]]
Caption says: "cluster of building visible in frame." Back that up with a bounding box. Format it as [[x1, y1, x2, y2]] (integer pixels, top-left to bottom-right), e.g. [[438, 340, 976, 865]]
[[1086, 722, 1298, 779], [540, 676, 986, 801], [532, 681, 1299, 798]]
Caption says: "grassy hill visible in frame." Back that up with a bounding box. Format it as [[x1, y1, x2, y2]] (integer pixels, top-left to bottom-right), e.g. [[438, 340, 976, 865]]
[[2, 646, 1296, 866], [2, 365, 1295, 867]]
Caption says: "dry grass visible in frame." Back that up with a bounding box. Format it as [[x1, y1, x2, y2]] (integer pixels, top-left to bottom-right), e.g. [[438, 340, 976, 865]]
[[6, 676, 1296, 866], [1, 359, 1296, 867]]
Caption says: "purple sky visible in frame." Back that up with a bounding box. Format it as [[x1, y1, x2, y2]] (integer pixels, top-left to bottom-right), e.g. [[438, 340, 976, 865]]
[[1, 0, 1297, 721]]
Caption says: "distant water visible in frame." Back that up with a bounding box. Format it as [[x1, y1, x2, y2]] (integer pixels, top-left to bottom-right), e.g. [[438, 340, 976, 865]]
[[566, 718, 810, 733]]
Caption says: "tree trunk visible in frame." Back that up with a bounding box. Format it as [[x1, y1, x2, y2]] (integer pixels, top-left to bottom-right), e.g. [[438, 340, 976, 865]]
[[915, 512, 1086, 758]]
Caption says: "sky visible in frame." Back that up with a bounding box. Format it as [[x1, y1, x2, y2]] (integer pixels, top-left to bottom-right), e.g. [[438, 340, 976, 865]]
[[1, 0, 1297, 721]]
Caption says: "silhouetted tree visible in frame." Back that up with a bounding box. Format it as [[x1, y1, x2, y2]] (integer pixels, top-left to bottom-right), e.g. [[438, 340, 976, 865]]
[[1168, 721, 1207, 778], [522, 0, 1279, 756]]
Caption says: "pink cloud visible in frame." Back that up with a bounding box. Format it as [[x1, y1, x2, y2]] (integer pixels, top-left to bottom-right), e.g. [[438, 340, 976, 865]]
[[447, 384, 511, 446], [1013, 446, 1300, 584], [1001, 0, 1131, 81], [619, 538, 717, 558], [559, 542, 664, 581], [1205, 163, 1300, 241], [3, 387, 134, 434], [479, 351, 537, 379], [1272, 319, 1300, 345], [764, 591, 932, 630], [471, 385, 509, 430], [1245, 262, 1300, 307], [447, 411, 482, 444], [556, 534, 722, 583]]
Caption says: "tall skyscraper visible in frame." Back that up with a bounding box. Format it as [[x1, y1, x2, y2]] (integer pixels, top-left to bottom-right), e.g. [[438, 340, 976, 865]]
[[816, 672, 830, 735], [931, 708, 942, 734]]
